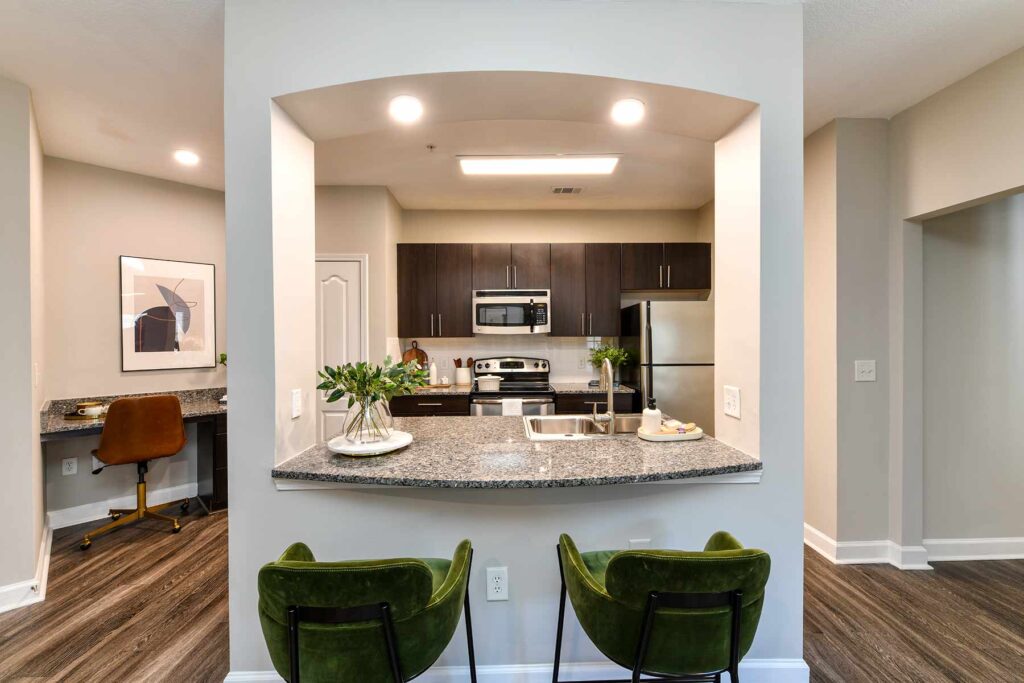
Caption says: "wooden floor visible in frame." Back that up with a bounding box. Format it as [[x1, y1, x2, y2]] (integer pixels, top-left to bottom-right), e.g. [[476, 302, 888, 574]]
[[805, 546, 1024, 682], [3, 519, 1023, 682], [0, 509, 228, 682]]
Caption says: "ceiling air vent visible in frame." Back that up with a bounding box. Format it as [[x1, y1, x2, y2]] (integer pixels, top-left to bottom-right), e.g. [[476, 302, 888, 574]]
[[551, 186, 583, 195]]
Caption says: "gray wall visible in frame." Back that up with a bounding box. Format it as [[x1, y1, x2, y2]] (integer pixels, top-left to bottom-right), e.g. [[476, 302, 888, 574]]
[[923, 194, 1024, 539]]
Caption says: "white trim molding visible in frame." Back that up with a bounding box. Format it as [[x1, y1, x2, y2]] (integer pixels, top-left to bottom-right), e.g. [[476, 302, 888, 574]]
[[804, 523, 931, 570], [0, 523, 52, 614], [924, 536, 1024, 562], [46, 482, 198, 530], [226, 659, 809, 683]]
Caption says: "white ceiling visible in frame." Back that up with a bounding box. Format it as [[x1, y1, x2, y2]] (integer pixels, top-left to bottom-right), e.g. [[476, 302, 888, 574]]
[[804, 0, 1024, 134], [280, 72, 755, 210], [0, 1, 1022, 193]]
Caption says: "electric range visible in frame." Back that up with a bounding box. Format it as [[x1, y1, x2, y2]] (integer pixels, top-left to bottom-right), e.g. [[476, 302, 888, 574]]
[[469, 356, 555, 416]]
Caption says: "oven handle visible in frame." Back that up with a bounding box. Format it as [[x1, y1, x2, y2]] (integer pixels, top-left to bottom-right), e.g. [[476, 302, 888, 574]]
[[470, 398, 553, 405]]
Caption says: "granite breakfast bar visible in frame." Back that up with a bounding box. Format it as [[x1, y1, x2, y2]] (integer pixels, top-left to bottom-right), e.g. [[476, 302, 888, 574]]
[[271, 416, 762, 489]]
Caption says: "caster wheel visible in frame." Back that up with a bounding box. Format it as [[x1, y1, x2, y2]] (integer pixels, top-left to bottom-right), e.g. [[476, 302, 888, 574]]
[[180, 499, 190, 513], [172, 524, 181, 534], [111, 513, 121, 521], [80, 540, 92, 550]]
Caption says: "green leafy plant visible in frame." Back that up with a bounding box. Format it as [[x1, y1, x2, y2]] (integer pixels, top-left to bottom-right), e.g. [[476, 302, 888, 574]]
[[218, 352, 227, 366], [317, 356, 428, 406], [589, 344, 631, 369]]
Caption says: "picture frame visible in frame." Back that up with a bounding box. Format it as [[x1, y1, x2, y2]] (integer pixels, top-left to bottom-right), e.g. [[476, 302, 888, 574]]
[[119, 255, 217, 371]]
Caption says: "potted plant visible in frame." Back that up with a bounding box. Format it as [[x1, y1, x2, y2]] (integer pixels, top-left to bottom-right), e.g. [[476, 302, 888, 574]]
[[589, 345, 631, 389], [317, 357, 428, 444]]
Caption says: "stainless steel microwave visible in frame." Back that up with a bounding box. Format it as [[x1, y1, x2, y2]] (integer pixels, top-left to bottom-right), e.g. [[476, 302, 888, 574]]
[[472, 289, 551, 335]]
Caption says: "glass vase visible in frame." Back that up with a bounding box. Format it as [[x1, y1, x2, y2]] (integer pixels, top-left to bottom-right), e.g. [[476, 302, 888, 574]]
[[341, 398, 394, 444]]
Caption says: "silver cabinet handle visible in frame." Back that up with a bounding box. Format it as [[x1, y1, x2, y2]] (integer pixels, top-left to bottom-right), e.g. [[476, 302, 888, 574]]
[[438, 313, 442, 336], [667, 265, 671, 288], [589, 313, 593, 336], [506, 265, 510, 288], [659, 265, 663, 288], [417, 402, 444, 406], [472, 398, 553, 405], [581, 312, 585, 336], [430, 313, 435, 336], [513, 265, 518, 288]]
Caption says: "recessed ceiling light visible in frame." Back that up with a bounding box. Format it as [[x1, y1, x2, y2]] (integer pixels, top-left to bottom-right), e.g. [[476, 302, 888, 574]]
[[611, 98, 645, 126], [389, 95, 423, 124], [173, 149, 200, 166], [459, 156, 619, 176]]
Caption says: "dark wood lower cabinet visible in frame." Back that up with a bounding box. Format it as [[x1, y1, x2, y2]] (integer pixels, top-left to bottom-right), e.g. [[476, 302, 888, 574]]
[[555, 393, 632, 414], [197, 414, 228, 512], [390, 395, 470, 416]]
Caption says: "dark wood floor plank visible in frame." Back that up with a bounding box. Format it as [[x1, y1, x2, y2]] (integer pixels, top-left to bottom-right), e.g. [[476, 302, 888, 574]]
[[0, 510, 228, 682]]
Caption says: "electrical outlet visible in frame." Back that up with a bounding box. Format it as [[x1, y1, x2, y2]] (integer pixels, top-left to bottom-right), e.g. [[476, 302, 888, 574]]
[[61, 457, 78, 476], [577, 358, 587, 370], [855, 360, 876, 382], [629, 538, 651, 550], [439, 358, 449, 369], [486, 566, 509, 601], [724, 385, 741, 419], [291, 389, 302, 419]]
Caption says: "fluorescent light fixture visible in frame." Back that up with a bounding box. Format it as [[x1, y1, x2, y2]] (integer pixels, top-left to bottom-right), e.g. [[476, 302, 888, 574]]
[[389, 95, 423, 123], [173, 149, 200, 166], [459, 155, 619, 176], [611, 98, 645, 125]]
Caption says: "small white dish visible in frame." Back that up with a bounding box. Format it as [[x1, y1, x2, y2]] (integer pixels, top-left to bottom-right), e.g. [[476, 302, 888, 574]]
[[328, 430, 413, 457], [637, 426, 704, 442]]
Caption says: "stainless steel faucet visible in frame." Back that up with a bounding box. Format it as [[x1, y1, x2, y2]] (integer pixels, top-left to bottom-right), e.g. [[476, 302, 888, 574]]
[[592, 358, 616, 435]]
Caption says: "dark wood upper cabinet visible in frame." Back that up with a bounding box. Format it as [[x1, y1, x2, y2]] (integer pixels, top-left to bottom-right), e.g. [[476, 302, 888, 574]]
[[585, 243, 621, 337], [549, 243, 586, 336], [435, 244, 474, 337], [664, 243, 712, 290], [620, 243, 664, 290], [397, 244, 436, 338], [510, 243, 551, 289], [472, 243, 511, 289]]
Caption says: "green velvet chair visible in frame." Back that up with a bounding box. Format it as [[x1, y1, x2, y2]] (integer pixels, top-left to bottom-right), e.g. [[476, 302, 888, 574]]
[[553, 531, 770, 683], [258, 539, 477, 683]]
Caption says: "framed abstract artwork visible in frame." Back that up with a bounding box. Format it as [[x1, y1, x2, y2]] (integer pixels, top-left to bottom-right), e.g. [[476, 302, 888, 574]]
[[120, 256, 217, 371]]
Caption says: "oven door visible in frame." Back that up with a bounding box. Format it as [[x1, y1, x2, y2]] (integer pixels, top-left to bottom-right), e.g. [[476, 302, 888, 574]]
[[470, 397, 555, 416]]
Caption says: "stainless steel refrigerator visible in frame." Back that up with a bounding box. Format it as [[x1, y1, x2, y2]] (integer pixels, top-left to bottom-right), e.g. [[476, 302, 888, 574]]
[[620, 301, 715, 435]]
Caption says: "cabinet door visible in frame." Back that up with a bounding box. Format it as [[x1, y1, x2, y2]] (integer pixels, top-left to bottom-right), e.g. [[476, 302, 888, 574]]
[[510, 243, 550, 289], [664, 243, 712, 290], [585, 243, 621, 337], [397, 244, 437, 338], [472, 243, 512, 289], [620, 243, 664, 290], [549, 243, 586, 336], [435, 244, 473, 337]]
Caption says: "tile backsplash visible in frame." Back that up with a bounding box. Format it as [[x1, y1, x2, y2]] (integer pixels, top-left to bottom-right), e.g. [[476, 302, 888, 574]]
[[392, 336, 608, 382]]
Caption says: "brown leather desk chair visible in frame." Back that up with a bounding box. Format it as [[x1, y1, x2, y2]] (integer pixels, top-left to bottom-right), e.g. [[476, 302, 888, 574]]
[[82, 395, 191, 550]]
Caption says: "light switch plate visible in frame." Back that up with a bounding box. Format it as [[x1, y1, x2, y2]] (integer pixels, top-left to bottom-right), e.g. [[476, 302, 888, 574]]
[[724, 385, 741, 419], [291, 389, 303, 419], [629, 538, 651, 550], [855, 360, 877, 382]]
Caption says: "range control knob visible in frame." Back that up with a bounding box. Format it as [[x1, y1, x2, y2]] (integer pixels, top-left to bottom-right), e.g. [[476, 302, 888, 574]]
[[485, 363, 491, 369], [534, 362, 539, 368], [541, 362, 547, 369]]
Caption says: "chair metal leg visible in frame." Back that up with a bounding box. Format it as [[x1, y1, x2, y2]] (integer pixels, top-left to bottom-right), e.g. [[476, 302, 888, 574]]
[[143, 508, 182, 532], [465, 549, 478, 683], [287, 606, 301, 683], [380, 603, 404, 682], [552, 544, 567, 683], [631, 593, 659, 683]]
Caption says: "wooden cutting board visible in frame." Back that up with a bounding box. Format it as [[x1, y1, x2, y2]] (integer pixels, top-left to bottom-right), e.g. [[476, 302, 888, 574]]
[[402, 340, 428, 366]]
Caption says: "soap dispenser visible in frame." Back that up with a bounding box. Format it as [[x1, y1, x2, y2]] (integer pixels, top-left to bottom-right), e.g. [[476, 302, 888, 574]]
[[642, 397, 662, 433]]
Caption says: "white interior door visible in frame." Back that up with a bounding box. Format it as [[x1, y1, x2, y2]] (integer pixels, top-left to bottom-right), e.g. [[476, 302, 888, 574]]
[[316, 260, 365, 440]]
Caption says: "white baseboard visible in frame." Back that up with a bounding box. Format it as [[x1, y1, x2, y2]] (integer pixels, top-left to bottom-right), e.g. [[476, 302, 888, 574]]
[[46, 482, 198, 530], [225, 659, 809, 683], [924, 536, 1024, 561], [804, 523, 931, 570], [0, 523, 52, 615]]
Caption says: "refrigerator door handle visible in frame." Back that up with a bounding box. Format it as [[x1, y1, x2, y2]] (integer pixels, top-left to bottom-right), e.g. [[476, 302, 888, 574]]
[[667, 265, 671, 288], [659, 265, 663, 288]]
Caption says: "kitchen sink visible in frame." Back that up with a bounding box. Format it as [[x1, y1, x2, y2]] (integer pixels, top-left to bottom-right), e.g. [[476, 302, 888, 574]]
[[524, 414, 645, 441]]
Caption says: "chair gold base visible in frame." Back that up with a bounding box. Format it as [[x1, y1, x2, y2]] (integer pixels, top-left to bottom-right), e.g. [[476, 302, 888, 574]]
[[80, 480, 189, 550]]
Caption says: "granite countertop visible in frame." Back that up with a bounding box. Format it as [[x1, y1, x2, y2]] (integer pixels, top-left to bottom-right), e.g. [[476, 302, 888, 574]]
[[41, 387, 226, 437], [551, 382, 634, 394], [272, 415, 760, 489], [410, 385, 473, 396]]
